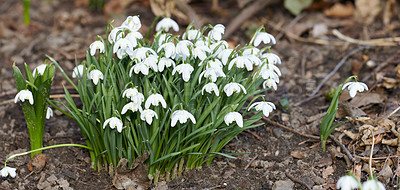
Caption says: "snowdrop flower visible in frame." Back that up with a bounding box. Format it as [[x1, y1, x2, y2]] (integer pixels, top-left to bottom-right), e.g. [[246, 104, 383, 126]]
[[243, 47, 260, 56], [156, 17, 179, 32], [171, 110, 196, 127], [218, 49, 234, 65], [206, 59, 223, 69], [129, 47, 157, 62], [72, 65, 85, 78], [121, 16, 141, 32], [88, 70, 104, 85], [254, 32, 276, 47], [125, 31, 143, 45], [145, 93, 167, 109], [14, 89, 34, 105], [248, 102, 276, 117], [224, 82, 247, 96], [121, 102, 143, 114], [228, 56, 253, 71], [193, 45, 211, 60], [172, 63, 194, 82], [158, 42, 176, 58], [122, 88, 144, 104], [202, 83, 219, 96], [183, 29, 201, 41], [342, 82, 368, 98], [46, 107, 53, 119], [141, 109, 158, 125], [175, 40, 193, 58], [158, 57, 175, 72], [261, 53, 281, 65], [32, 64, 47, 77], [210, 40, 229, 56], [199, 67, 226, 83], [113, 38, 134, 54], [130, 62, 149, 76], [89, 41, 105, 56], [259, 66, 280, 81], [208, 24, 225, 41], [103, 117, 123, 133], [143, 55, 159, 72], [362, 179, 385, 190], [108, 26, 124, 44], [263, 78, 278, 90], [336, 175, 359, 190], [0, 166, 16, 178], [224, 112, 243, 128], [245, 55, 262, 66]]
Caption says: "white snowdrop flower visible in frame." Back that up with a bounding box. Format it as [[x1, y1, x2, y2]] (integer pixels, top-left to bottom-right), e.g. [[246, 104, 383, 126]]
[[158, 57, 175, 72], [243, 47, 260, 56], [172, 63, 194, 82], [206, 59, 223, 69], [218, 49, 234, 65], [175, 40, 193, 58], [158, 42, 176, 58], [143, 55, 159, 72], [248, 102, 276, 117], [263, 78, 278, 90], [121, 102, 143, 114], [199, 67, 226, 83], [129, 47, 157, 62], [113, 38, 134, 54], [14, 89, 34, 105], [103, 117, 123, 133], [156, 17, 179, 32], [171, 110, 196, 127], [224, 112, 243, 128], [122, 88, 144, 104], [46, 107, 53, 119], [89, 41, 105, 56], [116, 48, 128, 59], [208, 24, 225, 41], [261, 64, 281, 76], [228, 56, 253, 71], [108, 26, 124, 44], [342, 82, 368, 98], [32, 64, 47, 77], [145, 93, 167, 109], [130, 62, 149, 76], [261, 53, 281, 65], [223, 82, 247, 96], [121, 16, 141, 32], [362, 179, 385, 190], [254, 32, 276, 47], [259, 66, 280, 81], [157, 33, 168, 46], [125, 32, 143, 47], [201, 82, 219, 96], [336, 175, 359, 190], [88, 70, 104, 85], [141, 109, 158, 125], [245, 55, 262, 66], [72, 65, 85, 78], [183, 29, 201, 41], [193, 45, 211, 60], [0, 166, 16, 178], [210, 40, 229, 56]]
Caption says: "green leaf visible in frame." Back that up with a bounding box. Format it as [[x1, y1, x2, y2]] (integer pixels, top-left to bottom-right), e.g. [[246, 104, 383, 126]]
[[284, 0, 313, 15]]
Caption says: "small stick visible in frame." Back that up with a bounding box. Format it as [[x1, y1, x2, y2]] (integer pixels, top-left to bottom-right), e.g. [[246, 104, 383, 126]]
[[332, 29, 400, 46], [245, 130, 264, 142], [285, 172, 311, 190], [244, 155, 258, 170], [262, 117, 320, 140], [311, 46, 369, 96], [329, 134, 354, 161]]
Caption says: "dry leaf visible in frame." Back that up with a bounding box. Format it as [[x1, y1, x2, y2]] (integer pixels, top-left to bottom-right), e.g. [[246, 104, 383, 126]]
[[382, 77, 398, 89], [322, 166, 334, 179], [355, 0, 382, 24], [378, 164, 393, 184], [336, 102, 366, 118], [350, 93, 385, 108], [28, 153, 46, 172], [324, 2, 355, 18], [354, 163, 362, 182], [290, 150, 307, 159], [112, 154, 150, 190], [383, 0, 396, 25], [382, 138, 397, 146], [343, 130, 358, 140]]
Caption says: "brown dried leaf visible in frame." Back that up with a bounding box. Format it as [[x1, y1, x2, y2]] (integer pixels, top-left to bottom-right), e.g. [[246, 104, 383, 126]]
[[324, 2, 355, 18], [383, 0, 396, 25], [350, 93, 385, 108], [354, 163, 362, 182], [112, 154, 150, 190], [382, 77, 398, 89], [322, 166, 334, 179], [382, 138, 397, 146], [355, 0, 382, 24], [290, 150, 307, 159], [27, 153, 46, 172]]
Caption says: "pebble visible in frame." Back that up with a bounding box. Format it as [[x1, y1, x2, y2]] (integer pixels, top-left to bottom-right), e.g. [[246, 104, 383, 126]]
[[272, 128, 283, 138], [272, 180, 294, 190]]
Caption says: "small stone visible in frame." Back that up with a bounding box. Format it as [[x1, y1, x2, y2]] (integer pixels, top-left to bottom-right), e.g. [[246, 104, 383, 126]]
[[366, 60, 376, 68], [1, 180, 10, 188], [47, 174, 58, 185], [275, 150, 280, 156], [57, 178, 70, 188], [223, 168, 235, 179], [272, 180, 294, 190], [312, 185, 325, 190], [281, 113, 290, 122], [272, 128, 283, 138], [37, 181, 51, 190]]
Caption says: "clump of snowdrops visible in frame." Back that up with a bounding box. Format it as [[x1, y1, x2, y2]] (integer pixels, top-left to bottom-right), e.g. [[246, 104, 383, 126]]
[[51, 15, 281, 181]]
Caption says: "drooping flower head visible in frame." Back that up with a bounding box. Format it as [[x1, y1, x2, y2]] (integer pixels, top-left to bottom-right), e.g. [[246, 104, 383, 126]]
[[0, 166, 16, 178], [172, 63, 194, 82], [46, 107, 53, 119], [121, 16, 141, 32], [342, 82, 368, 98], [14, 89, 34, 105], [223, 82, 247, 96], [88, 70, 104, 85], [171, 110, 196, 127], [254, 31, 276, 47], [32, 64, 47, 77], [224, 112, 243, 128], [122, 88, 144, 104], [89, 41, 105, 56], [121, 102, 143, 114], [201, 82, 220, 96], [145, 93, 167, 109], [72, 65, 85, 78], [156, 17, 179, 32], [248, 101, 276, 117], [141, 109, 158, 125], [103, 117, 123, 133], [362, 179, 386, 190], [336, 175, 359, 190], [208, 24, 225, 41]]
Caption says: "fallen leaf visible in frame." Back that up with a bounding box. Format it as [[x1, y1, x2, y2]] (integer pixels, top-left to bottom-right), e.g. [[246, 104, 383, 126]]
[[382, 138, 397, 146], [284, 0, 313, 15], [378, 165, 393, 184], [383, 0, 396, 25], [28, 153, 46, 172], [290, 150, 307, 159], [350, 93, 385, 108], [112, 154, 150, 190], [315, 157, 332, 168], [354, 163, 362, 182], [324, 2, 355, 18], [382, 77, 398, 89], [355, 0, 382, 24], [223, 168, 236, 179], [322, 166, 334, 179]]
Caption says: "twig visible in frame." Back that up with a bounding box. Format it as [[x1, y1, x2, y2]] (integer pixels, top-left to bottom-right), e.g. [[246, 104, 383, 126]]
[[355, 155, 399, 160], [244, 155, 258, 170], [311, 46, 369, 96], [332, 29, 400, 46], [285, 172, 311, 190], [262, 117, 320, 140], [329, 134, 354, 162], [224, 0, 281, 38], [245, 130, 264, 142]]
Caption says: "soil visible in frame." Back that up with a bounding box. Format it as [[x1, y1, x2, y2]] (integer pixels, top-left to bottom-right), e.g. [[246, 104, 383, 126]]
[[0, 0, 399, 189]]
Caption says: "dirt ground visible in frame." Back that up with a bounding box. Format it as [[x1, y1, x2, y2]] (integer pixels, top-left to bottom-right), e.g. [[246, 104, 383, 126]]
[[0, 0, 399, 189]]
